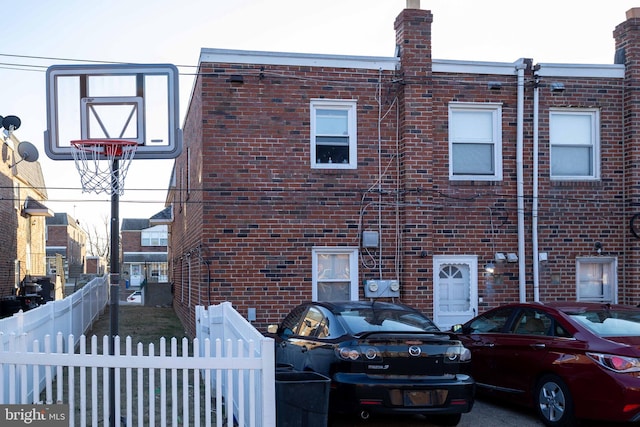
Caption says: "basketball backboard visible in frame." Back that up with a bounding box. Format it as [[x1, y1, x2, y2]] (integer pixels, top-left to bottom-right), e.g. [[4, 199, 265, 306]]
[[45, 63, 182, 160]]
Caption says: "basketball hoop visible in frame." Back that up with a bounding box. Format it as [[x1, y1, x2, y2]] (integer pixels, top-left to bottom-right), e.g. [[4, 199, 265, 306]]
[[70, 139, 138, 196]]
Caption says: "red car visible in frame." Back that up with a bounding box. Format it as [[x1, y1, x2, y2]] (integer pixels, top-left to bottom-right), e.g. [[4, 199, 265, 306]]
[[452, 302, 640, 426]]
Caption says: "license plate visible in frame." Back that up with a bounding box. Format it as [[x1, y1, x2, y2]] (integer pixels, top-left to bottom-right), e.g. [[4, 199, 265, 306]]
[[404, 390, 434, 406]]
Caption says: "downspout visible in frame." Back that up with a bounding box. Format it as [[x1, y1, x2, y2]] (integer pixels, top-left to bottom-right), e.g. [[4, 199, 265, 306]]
[[516, 60, 527, 303], [532, 72, 540, 302]]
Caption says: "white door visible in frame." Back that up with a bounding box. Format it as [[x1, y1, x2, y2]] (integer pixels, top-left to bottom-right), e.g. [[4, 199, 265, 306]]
[[130, 264, 143, 287], [433, 256, 478, 330]]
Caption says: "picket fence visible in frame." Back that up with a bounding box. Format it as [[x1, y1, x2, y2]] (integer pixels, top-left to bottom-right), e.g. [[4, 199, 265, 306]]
[[0, 280, 276, 427]]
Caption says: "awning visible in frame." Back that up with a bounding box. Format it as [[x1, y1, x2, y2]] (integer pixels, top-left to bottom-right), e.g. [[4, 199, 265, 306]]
[[123, 253, 168, 263], [46, 248, 67, 257], [23, 197, 54, 217]]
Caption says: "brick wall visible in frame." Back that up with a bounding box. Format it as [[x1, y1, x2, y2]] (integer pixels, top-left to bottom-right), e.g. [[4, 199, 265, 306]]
[[171, 6, 640, 336]]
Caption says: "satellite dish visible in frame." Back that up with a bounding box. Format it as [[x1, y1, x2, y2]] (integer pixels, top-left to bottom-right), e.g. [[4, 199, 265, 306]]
[[2, 115, 21, 131], [11, 141, 39, 167]]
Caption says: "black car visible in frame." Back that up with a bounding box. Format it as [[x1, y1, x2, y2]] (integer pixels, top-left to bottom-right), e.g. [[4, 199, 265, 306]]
[[268, 301, 475, 426]]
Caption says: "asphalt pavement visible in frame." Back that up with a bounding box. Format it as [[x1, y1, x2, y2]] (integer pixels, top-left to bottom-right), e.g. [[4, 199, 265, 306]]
[[330, 396, 545, 426]]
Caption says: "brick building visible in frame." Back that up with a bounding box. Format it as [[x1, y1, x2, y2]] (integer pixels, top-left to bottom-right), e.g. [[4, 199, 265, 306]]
[[0, 129, 52, 297], [168, 4, 640, 336], [45, 212, 87, 281], [121, 218, 169, 288]]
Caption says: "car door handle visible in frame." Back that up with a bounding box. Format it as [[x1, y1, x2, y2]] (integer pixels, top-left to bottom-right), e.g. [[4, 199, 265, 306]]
[[301, 346, 308, 353], [483, 343, 495, 348], [530, 343, 546, 349]]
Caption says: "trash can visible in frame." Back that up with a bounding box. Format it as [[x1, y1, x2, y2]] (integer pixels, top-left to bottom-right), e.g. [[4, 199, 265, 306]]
[[275, 370, 330, 427]]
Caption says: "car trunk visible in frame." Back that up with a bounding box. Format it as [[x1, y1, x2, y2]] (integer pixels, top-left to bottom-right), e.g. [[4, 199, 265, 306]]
[[354, 333, 464, 376]]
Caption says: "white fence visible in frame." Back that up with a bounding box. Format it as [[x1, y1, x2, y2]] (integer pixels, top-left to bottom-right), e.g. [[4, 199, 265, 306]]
[[0, 275, 109, 401], [195, 302, 276, 427], [0, 296, 276, 427]]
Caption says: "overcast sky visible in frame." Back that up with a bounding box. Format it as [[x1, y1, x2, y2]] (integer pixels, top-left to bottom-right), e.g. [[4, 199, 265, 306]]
[[1, 0, 637, 231]]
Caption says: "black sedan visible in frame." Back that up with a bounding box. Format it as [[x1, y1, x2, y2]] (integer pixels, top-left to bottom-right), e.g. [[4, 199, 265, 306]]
[[268, 300, 475, 426], [452, 302, 640, 427]]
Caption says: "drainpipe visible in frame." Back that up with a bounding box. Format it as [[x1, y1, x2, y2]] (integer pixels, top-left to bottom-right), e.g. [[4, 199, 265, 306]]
[[532, 72, 540, 302], [516, 60, 527, 303]]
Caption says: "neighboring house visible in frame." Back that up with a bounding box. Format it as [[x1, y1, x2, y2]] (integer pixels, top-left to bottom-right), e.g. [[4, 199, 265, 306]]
[[0, 129, 53, 297], [85, 256, 107, 276], [121, 217, 169, 287], [45, 212, 87, 281], [167, 3, 640, 335]]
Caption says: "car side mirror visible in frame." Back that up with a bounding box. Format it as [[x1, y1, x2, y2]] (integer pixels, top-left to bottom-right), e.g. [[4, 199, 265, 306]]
[[451, 324, 463, 333]]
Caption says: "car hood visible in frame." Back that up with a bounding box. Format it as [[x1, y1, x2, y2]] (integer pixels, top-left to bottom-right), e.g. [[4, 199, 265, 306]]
[[604, 335, 640, 347]]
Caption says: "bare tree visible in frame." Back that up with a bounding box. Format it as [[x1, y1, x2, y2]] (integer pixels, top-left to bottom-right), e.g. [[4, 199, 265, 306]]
[[82, 214, 111, 264]]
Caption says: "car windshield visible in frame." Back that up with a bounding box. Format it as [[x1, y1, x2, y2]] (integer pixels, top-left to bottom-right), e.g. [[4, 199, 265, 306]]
[[336, 307, 440, 334], [568, 308, 640, 337]]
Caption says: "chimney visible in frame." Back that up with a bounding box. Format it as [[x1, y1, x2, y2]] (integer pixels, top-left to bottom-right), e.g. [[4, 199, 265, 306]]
[[406, 0, 420, 9], [627, 8, 640, 19]]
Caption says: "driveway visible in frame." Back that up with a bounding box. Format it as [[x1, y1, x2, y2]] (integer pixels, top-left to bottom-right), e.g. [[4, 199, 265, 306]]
[[330, 396, 544, 426]]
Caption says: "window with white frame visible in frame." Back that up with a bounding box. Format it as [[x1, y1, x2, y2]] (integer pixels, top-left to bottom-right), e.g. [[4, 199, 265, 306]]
[[141, 225, 168, 246], [576, 257, 617, 303], [550, 108, 600, 180], [448, 102, 502, 181], [310, 99, 357, 169], [312, 247, 358, 301]]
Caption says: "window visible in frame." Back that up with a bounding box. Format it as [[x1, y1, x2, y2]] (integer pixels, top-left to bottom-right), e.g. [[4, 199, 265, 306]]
[[448, 102, 502, 180], [576, 257, 617, 303], [312, 247, 358, 301], [310, 99, 357, 169], [550, 109, 600, 180], [466, 307, 513, 333], [512, 309, 551, 336], [141, 225, 168, 246]]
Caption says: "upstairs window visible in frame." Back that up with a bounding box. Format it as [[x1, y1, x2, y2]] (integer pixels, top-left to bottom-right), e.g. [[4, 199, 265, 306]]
[[448, 103, 503, 181], [310, 99, 357, 169], [550, 109, 600, 180], [141, 225, 168, 246]]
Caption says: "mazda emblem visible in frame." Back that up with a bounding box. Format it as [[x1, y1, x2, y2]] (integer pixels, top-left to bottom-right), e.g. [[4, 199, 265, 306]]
[[408, 346, 422, 356]]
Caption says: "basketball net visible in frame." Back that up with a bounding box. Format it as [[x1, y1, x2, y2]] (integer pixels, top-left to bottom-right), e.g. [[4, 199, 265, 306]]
[[70, 140, 138, 196]]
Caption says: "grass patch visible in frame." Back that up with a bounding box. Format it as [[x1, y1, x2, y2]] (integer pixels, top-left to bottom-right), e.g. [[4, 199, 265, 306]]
[[90, 305, 188, 348]]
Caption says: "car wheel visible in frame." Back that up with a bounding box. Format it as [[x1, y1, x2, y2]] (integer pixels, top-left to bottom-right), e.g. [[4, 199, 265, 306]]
[[429, 413, 462, 426], [535, 374, 576, 427]]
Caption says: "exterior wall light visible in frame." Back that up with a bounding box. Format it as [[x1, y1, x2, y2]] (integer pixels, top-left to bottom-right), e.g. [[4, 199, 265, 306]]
[[484, 262, 495, 274]]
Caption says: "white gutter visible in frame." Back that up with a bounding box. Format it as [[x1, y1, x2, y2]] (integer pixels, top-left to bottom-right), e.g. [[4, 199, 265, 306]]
[[516, 60, 527, 303], [532, 75, 540, 302]]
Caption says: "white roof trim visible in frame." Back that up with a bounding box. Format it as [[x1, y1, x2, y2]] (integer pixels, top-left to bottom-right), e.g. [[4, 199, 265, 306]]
[[199, 48, 399, 70], [198, 48, 625, 79], [535, 63, 624, 78], [432, 59, 521, 75]]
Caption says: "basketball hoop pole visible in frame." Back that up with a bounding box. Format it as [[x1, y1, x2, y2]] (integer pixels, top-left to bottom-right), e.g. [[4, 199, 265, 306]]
[[108, 160, 120, 427]]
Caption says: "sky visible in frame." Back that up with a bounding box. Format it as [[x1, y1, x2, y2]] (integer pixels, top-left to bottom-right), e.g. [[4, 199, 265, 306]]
[[1, 0, 638, 234]]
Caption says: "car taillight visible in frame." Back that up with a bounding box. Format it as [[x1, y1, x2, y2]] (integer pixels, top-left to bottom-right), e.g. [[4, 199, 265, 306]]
[[444, 345, 472, 363], [587, 352, 640, 373], [337, 346, 381, 361]]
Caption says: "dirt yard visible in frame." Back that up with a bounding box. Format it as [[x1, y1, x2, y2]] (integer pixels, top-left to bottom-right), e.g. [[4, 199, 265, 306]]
[[45, 303, 219, 426], [89, 303, 188, 348]]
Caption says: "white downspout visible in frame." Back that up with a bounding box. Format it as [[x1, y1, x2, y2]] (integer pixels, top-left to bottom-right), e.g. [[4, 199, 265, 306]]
[[532, 74, 540, 302], [516, 60, 527, 303]]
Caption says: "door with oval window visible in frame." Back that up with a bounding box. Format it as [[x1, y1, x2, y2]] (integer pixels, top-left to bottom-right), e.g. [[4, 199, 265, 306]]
[[433, 255, 478, 330]]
